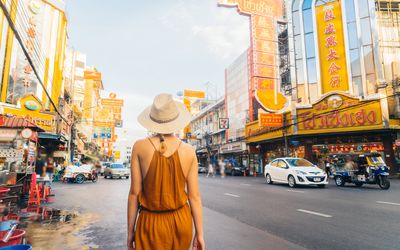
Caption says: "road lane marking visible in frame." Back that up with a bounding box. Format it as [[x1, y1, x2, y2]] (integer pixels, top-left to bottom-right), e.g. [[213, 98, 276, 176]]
[[297, 209, 332, 218], [224, 193, 240, 198], [240, 183, 251, 186], [286, 189, 305, 193], [376, 201, 400, 206]]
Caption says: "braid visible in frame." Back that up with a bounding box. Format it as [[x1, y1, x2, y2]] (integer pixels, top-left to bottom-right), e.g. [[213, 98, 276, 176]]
[[159, 134, 167, 154]]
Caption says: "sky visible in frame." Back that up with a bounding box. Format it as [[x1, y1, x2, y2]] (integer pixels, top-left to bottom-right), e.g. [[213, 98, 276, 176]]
[[65, 0, 250, 142]]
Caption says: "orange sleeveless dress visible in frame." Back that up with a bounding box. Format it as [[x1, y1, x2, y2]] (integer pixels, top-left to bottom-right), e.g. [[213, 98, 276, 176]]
[[135, 139, 193, 250]]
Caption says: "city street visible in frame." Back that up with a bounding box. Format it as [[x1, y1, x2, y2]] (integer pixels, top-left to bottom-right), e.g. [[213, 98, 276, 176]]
[[28, 175, 400, 250]]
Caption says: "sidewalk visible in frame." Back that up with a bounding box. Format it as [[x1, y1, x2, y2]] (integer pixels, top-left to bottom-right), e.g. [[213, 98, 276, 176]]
[[203, 207, 306, 250]]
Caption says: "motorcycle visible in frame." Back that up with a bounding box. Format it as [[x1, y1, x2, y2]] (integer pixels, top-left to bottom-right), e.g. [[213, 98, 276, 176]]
[[333, 153, 390, 190]]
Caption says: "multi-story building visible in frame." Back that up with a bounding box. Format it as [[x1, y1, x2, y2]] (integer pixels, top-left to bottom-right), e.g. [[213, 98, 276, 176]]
[[189, 98, 225, 166], [245, 0, 400, 175], [0, 0, 69, 165]]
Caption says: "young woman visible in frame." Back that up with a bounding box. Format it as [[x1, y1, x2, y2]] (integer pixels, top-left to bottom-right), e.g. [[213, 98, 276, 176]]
[[127, 94, 204, 250]]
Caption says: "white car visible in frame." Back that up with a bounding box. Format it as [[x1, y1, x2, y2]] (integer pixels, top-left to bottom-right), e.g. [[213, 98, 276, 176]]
[[264, 158, 328, 188], [104, 163, 130, 179]]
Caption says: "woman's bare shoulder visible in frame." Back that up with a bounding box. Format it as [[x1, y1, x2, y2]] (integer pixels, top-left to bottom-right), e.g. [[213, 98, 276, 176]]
[[132, 138, 151, 150], [179, 141, 196, 157]]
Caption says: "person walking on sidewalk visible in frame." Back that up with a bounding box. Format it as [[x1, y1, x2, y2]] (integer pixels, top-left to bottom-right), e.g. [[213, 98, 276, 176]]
[[127, 93, 204, 250], [206, 161, 214, 178], [45, 157, 55, 187], [219, 158, 225, 178]]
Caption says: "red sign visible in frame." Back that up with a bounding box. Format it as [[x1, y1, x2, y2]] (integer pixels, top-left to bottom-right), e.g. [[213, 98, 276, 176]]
[[259, 113, 283, 127]]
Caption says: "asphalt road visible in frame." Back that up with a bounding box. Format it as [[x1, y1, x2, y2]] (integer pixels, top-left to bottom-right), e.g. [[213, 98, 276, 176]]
[[31, 175, 400, 250]]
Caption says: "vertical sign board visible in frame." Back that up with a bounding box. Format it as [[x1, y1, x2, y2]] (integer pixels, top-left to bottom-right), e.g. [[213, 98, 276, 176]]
[[316, 1, 349, 93], [218, 0, 287, 116]]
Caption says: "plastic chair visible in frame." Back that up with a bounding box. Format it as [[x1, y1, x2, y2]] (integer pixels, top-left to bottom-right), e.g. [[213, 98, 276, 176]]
[[28, 173, 40, 206]]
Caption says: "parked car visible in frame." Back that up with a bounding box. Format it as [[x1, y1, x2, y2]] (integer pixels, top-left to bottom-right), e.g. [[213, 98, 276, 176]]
[[104, 163, 130, 179], [225, 165, 249, 176], [198, 164, 207, 174], [264, 158, 328, 188], [100, 162, 111, 176]]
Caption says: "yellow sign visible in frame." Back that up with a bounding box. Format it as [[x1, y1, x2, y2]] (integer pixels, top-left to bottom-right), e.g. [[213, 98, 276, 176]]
[[316, 0, 349, 93], [1, 95, 56, 132], [184, 90, 205, 99], [114, 151, 120, 160], [297, 93, 382, 134], [258, 113, 283, 127], [101, 98, 124, 107], [245, 112, 292, 143], [219, 0, 287, 114]]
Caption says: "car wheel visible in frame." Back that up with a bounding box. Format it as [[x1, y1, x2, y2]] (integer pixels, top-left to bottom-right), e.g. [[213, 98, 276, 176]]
[[266, 174, 273, 184], [110, 175, 113, 179], [75, 174, 86, 184], [335, 176, 345, 187], [119, 176, 122, 179], [126, 176, 129, 179], [317, 184, 326, 188], [288, 175, 296, 188]]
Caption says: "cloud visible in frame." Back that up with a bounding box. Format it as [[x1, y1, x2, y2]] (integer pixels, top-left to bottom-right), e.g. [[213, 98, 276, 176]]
[[159, 1, 249, 59]]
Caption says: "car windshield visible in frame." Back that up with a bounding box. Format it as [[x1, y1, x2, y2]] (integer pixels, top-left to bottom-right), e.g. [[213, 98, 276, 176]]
[[111, 164, 125, 169], [286, 159, 314, 167]]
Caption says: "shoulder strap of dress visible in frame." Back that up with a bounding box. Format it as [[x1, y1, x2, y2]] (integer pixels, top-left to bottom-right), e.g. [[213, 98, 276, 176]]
[[147, 138, 158, 151]]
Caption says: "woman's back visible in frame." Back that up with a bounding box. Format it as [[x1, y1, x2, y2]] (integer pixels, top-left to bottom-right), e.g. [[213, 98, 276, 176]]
[[138, 136, 191, 211]]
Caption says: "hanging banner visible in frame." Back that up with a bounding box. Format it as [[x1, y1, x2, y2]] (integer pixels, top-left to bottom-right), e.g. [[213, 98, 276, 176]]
[[316, 0, 349, 93], [218, 0, 288, 114]]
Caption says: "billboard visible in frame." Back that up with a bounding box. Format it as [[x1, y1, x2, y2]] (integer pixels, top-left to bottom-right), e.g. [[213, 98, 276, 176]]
[[184, 90, 206, 99], [316, 1, 349, 93], [218, 0, 287, 115]]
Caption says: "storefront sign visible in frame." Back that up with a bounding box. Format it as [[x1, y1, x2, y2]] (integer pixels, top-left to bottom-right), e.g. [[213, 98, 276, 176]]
[[218, 0, 287, 114], [184, 90, 205, 99], [258, 113, 283, 127], [220, 142, 246, 154], [245, 112, 292, 143], [0, 130, 18, 141], [1, 95, 56, 132], [21, 128, 33, 139], [219, 118, 230, 129], [297, 93, 382, 133], [316, 0, 349, 93]]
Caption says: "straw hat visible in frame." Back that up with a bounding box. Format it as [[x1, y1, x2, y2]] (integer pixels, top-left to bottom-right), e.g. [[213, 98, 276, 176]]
[[138, 93, 191, 134]]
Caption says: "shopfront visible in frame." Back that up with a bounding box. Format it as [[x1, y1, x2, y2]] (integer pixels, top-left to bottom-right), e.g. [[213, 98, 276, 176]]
[[219, 141, 250, 171], [245, 93, 400, 175]]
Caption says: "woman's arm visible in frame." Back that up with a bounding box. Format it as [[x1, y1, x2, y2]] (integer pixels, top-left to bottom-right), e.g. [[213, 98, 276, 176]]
[[127, 142, 142, 249], [187, 150, 204, 249]]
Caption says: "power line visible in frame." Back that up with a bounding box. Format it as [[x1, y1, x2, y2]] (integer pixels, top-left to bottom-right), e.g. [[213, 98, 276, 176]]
[[0, 0, 70, 126]]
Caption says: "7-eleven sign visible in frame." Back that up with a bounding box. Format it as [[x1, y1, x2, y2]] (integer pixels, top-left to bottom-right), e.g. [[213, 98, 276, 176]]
[[219, 118, 229, 129]]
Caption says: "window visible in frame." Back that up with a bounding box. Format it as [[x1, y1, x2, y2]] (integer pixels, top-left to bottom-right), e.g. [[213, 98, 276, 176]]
[[271, 160, 279, 167], [277, 160, 288, 168], [305, 33, 315, 58], [358, 0, 370, 18], [294, 35, 303, 58], [303, 9, 313, 34], [352, 76, 363, 95], [306, 58, 317, 83], [293, 11, 301, 35], [363, 45, 375, 74], [347, 22, 359, 49], [345, 0, 356, 22], [296, 59, 305, 84], [350, 49, 361, 76], [360, 18, 372, 45], [286, 158, 314, 167]]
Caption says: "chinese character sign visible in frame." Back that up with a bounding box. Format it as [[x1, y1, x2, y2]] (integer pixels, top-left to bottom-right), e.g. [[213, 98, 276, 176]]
[[316, 1, 349, 93], [218, 0, 287, 115]]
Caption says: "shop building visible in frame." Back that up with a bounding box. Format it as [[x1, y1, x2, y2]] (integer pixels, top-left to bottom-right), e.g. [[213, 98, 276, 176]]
[[245, 0, 400, 175], [189, 98, 226, 166]]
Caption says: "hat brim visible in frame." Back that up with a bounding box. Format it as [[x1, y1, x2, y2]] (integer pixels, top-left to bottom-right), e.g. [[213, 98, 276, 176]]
[[137, 101, 191, 134]]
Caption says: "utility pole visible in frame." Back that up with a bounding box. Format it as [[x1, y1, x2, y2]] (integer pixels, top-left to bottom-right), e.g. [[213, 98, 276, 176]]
[[283, 115, 289, 157]]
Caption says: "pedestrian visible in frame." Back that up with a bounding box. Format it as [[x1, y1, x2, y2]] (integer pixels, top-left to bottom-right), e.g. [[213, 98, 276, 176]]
[[207, 161, 214, 178], [35, 155, 46, 177], [219, 158, 225, 178], [45, 156, 55, 187], [325, 158, 332, 177], [127, 93, 204, 250]]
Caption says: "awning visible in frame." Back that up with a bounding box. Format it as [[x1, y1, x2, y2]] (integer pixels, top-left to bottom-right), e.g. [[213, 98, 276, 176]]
[[39, 133, 68, 143]]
